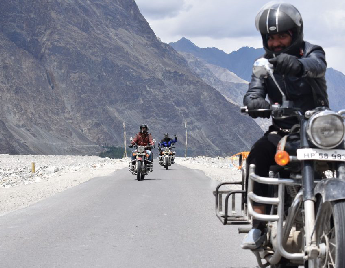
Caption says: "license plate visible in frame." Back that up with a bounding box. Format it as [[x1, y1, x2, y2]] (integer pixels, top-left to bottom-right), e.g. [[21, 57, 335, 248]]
[[297, 148, 345, 161]]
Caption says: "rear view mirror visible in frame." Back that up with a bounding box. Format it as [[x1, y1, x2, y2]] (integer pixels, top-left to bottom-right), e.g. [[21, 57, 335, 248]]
[[253, 58, 272, 78]]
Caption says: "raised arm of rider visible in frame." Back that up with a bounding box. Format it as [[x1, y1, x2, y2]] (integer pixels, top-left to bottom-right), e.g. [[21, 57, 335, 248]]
[[268, 53, 303, 77], [298, 44, 327, 78], [268, 44, 326, 78]]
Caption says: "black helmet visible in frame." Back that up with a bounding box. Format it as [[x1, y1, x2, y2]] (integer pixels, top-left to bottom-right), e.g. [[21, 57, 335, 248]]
[[255, 2, 303, 57], [140, 124, 149, 133]]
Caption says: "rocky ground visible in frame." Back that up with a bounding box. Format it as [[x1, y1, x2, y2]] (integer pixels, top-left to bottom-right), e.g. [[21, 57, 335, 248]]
[[175, 156, 242, 183], [0, 155, 242, 216], [0, 155, 128, 216]]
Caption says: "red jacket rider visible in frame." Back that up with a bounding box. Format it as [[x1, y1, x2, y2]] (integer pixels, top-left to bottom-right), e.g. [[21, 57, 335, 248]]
[[132, 125, 154, 146], [130, 125, 154, 165], [131, 125, 154, 147]]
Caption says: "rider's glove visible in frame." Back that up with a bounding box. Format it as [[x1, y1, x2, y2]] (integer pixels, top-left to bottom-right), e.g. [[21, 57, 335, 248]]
[[128, 144, 133, 148], [268, 53, 303, 77], [247, 99, 271, 119]]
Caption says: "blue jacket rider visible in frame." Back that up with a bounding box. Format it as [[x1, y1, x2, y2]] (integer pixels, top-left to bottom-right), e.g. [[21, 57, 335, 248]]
[[158, 133, 177, 151]]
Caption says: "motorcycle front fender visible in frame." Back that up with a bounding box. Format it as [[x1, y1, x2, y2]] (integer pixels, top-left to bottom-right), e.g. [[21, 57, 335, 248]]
[[314, 178, 345, 202]]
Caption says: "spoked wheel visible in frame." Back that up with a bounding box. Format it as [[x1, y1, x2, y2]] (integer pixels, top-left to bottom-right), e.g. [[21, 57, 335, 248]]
[[315, 201, 345, 268], [137, 161, 142, 181]]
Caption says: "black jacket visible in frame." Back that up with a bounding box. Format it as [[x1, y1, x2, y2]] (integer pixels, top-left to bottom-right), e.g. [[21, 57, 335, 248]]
[[243, 41, 328, 129]]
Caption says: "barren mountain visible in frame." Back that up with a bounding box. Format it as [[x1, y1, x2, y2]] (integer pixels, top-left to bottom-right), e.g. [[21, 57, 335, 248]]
[[0, 0, 262, 156], [171, 38, 345, 132]]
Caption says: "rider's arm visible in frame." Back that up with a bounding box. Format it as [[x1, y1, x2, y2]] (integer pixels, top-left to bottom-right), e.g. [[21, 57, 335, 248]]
[[243, 74, 267, 106], [132, 135, 139, 145], [299, 43, 327, 78], [149, 134, 154, 146]]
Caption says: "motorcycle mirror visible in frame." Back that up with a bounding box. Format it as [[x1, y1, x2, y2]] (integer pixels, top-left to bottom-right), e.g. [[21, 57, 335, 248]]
[[253, 58, 288, 104], [130, 137, 133, 142], [253, 58, 273, 78]]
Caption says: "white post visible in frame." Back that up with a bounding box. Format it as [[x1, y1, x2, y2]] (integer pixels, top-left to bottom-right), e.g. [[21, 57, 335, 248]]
[[123, 122, 127, 158], [185, 121, 187, 158]]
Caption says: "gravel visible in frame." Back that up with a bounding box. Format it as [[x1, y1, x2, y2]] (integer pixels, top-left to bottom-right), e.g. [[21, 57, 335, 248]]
[[0, 155, 242, 216], [0, 155, 128, 216], [175, 156, 242, 183]]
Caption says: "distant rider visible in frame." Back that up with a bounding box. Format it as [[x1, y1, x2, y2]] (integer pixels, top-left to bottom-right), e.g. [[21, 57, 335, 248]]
[[129, 124, 155, 171], [158, 133, 177, 163], [241, 2, 328, 250]]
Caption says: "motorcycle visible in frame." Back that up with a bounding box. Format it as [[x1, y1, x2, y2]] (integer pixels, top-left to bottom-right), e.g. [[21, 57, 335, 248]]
[[159, 146, 175, 170], [214, 58, 345, 267], [128, 138, 154, 181]]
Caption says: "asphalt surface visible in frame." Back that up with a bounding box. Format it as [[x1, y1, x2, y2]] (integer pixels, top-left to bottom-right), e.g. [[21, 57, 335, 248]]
[[0, 163, 258, 268]]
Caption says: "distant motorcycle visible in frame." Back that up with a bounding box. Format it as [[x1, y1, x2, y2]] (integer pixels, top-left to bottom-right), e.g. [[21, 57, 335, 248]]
[[159, 146, 175, 170], [129, 141, 154, 181]]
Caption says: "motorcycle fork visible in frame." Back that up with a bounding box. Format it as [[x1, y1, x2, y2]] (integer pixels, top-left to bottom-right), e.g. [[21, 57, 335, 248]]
[[300, 121, 318, 263], [301, 160, 319, 263]]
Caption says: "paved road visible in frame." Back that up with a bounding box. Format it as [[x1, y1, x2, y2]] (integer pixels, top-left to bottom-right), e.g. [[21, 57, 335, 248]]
[[0, 163, 258, 268]]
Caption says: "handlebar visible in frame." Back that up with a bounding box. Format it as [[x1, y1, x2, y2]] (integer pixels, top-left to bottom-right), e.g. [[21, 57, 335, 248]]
[[240, 106, 248, 114], [129, 143, 153, 150], [241, 104, 303, 120], [240, 106, 272, 114]]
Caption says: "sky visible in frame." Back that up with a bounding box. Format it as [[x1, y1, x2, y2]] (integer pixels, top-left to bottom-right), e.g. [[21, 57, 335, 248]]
[[135, 0, 345, 75]]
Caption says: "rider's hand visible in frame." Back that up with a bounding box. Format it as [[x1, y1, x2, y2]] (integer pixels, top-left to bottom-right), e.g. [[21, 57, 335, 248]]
[[247, 99, 271, 118], [128, 144, 133, 148], [268, 53, 303, 76]]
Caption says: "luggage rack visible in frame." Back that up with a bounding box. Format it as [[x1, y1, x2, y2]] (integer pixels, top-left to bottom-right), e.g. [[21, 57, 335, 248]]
[[213, 181, 250, 225], [214, 152, 251, 225]]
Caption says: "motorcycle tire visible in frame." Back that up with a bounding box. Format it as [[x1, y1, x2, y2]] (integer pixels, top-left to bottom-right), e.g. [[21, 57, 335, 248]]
[[137, 161, 142, 181], [165, 163, 168, 170], [315, 200, 345, 268]]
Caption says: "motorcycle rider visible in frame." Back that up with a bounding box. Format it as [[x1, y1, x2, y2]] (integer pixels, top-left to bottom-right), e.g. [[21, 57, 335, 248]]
[[129, 124, 155, 171], [158, 133, 177, 164], [241, 2, 328, 249]]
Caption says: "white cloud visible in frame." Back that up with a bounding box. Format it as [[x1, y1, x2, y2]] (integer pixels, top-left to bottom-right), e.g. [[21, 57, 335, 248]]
[[135, 0, 187, 19], [135, 0, 345, 74]]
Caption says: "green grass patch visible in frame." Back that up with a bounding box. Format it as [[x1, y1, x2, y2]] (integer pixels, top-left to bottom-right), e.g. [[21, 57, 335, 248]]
[[99, 146, 125, 159]]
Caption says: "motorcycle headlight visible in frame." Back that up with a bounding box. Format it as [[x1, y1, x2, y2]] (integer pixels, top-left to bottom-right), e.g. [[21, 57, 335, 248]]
[[137, 146, 145, 153], [307, 110, 345, 149]]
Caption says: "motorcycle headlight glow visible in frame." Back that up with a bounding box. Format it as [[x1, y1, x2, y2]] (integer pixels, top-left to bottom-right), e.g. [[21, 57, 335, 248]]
[[307, 111, 345, 149]]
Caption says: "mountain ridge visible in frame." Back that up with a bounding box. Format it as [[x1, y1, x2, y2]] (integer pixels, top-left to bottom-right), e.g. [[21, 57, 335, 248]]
[[170, 37, 345, 113], [170, 38, 265, 81], [0, 0, 263, 156]]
